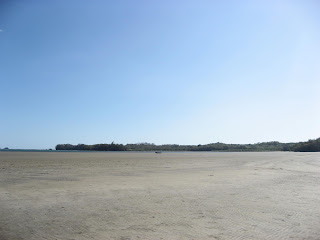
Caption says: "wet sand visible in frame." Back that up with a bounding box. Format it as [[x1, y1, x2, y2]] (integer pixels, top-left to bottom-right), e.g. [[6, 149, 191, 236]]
[[0, 151, 320, 240]]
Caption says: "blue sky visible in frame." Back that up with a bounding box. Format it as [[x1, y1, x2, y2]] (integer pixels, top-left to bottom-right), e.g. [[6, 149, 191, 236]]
[[1, 0, 320, 149]]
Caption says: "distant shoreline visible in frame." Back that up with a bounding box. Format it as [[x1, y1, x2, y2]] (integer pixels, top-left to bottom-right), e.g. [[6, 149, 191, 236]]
[[2, 137, 319, 152], [0, 150, 317, 153], [54, 139, 320, 152]]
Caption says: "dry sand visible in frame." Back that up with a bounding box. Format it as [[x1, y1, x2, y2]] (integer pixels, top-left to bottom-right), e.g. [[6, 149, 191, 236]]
[[0, 151, 320, 240]]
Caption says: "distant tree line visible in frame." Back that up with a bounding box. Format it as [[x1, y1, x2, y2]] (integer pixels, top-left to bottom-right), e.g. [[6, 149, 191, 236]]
[[126, 141, 298, 152], [56, 142, 126, 151], [55, 138, 320, 152], [293, 138, 320, 152]]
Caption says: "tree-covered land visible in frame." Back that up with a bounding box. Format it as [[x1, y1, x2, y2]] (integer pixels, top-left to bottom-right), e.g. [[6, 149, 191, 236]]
[[293, 138, 320, 152], [55, 138, 320, 152], [126, 142, 297, 152], [56, 142, 126, 151]]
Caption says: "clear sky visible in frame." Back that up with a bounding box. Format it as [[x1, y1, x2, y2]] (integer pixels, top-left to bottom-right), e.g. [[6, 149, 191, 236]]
[[1, 0, 320, 149]]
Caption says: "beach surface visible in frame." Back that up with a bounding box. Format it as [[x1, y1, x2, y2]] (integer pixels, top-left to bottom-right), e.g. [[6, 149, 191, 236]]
[[0, 151, 320, 240]]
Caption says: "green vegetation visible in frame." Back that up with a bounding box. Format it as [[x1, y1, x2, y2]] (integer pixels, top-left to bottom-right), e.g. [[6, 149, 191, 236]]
[[293, 138, 320, 152], [56, 142, 126, 151], [55, 138, 320, 152], [126, 141, 297, 152]]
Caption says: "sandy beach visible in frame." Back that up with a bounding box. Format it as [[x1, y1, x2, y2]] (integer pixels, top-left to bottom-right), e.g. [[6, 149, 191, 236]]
[[0, 151, 320, 240]]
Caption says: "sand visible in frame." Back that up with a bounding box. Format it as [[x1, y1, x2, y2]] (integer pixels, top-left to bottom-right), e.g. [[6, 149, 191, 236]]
[[0, 151, 320, 240]]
